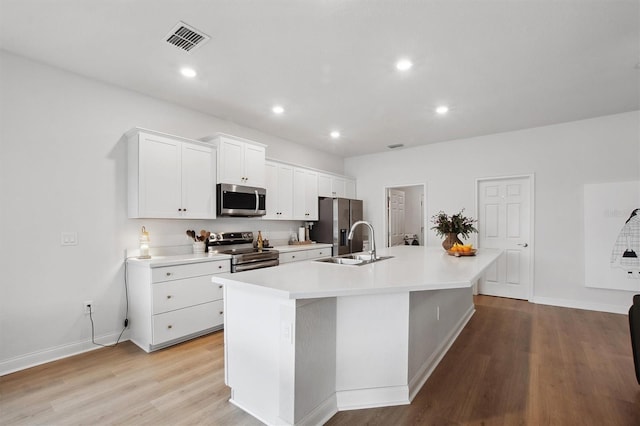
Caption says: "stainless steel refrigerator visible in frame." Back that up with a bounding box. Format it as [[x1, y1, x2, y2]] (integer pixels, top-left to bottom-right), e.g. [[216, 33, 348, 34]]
[[311, 197, 363, 256]]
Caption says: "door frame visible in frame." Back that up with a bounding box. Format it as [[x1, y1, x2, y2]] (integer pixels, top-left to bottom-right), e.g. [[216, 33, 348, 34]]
[[475, 174, 535, 301], [383, 183, 427, 248]]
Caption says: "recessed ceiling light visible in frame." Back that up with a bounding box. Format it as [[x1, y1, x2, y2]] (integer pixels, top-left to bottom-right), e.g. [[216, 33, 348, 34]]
[[396, 59, 413, 71], [330, 131, 341, 139], [435, 105, 449, 115], [180, 67, 197, 78], [272, 105, 285, 114]]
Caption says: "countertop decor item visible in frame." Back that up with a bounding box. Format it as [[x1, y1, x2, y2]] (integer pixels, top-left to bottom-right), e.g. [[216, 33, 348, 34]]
[[138, 226, 151, 259], [431, 209, 478, 250], [446, 248, 477, 257]]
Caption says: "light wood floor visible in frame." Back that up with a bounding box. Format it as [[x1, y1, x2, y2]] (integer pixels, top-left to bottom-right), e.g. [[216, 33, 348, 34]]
[[1, 296, 638, 425]]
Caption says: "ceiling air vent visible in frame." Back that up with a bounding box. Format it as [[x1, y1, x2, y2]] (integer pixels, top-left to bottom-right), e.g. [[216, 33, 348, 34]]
[[165, 21, 210, 53], [387, 143, 404, 149]]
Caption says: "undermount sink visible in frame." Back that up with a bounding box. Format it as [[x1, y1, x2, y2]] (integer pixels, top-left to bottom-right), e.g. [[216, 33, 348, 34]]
[[315, 254, 393, 266]]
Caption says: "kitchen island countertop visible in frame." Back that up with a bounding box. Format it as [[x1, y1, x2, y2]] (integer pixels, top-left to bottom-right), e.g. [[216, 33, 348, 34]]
[[213, 245, 502, 299]]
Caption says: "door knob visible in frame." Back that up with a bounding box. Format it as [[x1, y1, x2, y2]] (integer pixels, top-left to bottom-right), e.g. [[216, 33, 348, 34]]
[[517, 243, 528, 247]]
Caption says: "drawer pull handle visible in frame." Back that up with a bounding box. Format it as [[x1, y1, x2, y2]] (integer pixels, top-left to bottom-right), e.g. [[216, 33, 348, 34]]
[[218, 265, 222, 269], [167, 325, 173, 329], [166, 295, 172, 299], [166, 272, 172, 276], [292, 255, 295, 259]]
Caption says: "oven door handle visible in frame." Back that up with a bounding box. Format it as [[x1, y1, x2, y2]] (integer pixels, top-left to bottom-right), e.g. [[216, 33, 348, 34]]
[[233, 258, 279, 273]]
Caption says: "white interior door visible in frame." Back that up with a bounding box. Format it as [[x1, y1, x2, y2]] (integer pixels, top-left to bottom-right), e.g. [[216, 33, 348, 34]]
[[477, 176, 533, 300], [388, 189, 406, 246]]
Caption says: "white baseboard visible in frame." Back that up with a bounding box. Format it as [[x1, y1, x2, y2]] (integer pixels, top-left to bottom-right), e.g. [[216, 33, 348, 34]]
[[532, 296, 628, 315], [336, 385, 410, 411], [0, 330, 130, 376], [228, 398, 276, 426], [298, 394, 338, 426]]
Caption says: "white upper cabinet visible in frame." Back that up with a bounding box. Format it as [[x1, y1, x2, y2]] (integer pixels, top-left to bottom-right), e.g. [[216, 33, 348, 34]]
[[318, 173, 332, 197], [318, 172, 356, 199], [181, 143, 216, 218], [208, 134, 266, 187], [345, 178, 356, 199], [127, 128, 215, 219], [293, 168, 318, 220], [264, 161, 294, 220]]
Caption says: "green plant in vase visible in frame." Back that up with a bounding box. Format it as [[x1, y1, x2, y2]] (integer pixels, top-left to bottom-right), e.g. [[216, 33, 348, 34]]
[[431, 209, 478, 250]]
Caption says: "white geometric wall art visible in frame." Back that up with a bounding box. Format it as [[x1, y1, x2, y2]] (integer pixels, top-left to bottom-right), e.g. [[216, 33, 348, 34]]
[[584, 181, 640, 291]]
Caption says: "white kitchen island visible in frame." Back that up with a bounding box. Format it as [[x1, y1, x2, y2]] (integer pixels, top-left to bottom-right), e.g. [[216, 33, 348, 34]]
[[213, 246, 502, 426]]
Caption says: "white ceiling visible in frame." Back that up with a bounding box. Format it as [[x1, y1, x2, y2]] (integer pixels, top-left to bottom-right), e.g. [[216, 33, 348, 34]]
[[1, 0, 638, 157]]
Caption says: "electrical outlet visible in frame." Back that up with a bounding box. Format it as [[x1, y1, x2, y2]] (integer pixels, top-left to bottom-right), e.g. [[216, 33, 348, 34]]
[[61, 232, 78, 246], [83, 300, 93, 314]]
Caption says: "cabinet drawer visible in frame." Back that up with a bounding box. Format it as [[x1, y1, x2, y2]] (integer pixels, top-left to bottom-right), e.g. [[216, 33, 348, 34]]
[[152, 260, 230, 282], [152, 276, 224, 315], [306, 248, 330, 260], [152, 300, 224, 345], [280, 251, 306, 263]]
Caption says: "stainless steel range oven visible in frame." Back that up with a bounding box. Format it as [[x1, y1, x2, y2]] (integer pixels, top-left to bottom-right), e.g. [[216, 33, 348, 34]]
[[207, 231, 278, 273]]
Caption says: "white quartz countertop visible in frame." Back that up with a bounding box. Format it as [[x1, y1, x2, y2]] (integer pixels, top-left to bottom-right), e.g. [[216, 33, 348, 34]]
[[213, 246, 502, 299], [271, 243, 332, 253], [127, 253, 231, 268]]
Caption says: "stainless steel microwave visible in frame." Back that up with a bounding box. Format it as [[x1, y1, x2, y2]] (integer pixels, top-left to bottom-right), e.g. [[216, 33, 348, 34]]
[[217, 183, 266, 217]]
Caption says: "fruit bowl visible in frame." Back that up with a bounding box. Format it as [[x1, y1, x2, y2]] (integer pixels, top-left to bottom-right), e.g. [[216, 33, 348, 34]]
[[447, 248, 477, 257]]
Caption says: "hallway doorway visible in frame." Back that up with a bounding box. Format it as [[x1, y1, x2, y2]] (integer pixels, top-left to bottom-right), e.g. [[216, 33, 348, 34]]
[[384, 184, 426, 247]]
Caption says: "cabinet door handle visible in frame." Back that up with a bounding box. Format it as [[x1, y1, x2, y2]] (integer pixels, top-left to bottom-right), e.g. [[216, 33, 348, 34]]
[[178, 208, 182, 212], [218, 285, 223, 289], [167, 325, 173, 329], [166, 295, 172, 299], [219, 311, 224, 315]]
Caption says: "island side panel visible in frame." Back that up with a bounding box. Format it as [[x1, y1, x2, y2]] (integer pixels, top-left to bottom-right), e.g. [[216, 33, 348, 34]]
[[407, 287, 475, 399], [335, 292, 411, 409], [293, 298, 338, 424], [224, 283, 297, 425]]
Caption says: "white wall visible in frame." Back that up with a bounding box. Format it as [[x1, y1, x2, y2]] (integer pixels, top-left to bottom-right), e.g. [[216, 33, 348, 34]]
[[0, 52, 345, 373], [346, 111, 640, 313]]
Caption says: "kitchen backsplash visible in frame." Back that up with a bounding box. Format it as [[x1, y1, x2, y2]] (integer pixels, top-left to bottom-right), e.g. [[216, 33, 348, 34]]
[[125, 218, 310, 257]]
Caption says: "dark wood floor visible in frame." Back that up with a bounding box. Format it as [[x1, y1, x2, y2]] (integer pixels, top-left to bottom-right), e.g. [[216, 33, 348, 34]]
[[1, 295, 638, 425]]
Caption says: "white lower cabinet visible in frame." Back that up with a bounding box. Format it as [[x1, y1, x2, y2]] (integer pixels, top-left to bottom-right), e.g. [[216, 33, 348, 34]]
[[278, 246, 331, 264], [127, 257, 230, 352], [152, 301, 224, 345]]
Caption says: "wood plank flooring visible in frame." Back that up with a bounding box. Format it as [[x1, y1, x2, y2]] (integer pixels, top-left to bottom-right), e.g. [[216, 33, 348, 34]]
[[1, 295, 638, 425]]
